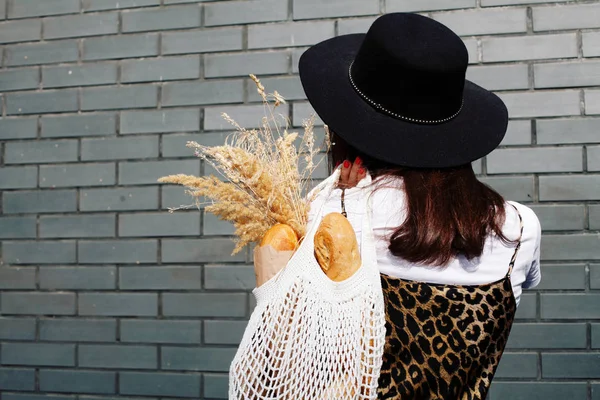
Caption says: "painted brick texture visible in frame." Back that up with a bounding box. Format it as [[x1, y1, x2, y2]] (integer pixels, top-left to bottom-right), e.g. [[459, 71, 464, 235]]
[[0, 1, 598, 399]]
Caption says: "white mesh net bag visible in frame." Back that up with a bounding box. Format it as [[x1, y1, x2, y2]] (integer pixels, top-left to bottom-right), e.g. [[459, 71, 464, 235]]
[[229, 170, 386, 399]]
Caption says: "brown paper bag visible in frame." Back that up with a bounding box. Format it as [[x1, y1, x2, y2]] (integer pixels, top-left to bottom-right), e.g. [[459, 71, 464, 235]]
[[253, 245, 295, 287]]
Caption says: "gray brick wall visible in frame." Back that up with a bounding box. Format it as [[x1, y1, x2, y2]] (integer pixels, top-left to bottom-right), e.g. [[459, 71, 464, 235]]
[[0, 0, 599, 399]]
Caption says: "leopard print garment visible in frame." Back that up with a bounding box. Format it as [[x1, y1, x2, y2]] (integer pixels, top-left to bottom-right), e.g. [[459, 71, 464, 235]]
[[377, 209, 523, 400]]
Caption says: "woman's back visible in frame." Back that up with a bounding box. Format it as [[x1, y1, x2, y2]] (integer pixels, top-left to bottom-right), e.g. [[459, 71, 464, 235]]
[[307, 175, 541, 306]]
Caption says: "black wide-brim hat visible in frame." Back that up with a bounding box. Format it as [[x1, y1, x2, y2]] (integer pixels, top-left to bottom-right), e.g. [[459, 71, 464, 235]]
[[298, 13, 508, 168]]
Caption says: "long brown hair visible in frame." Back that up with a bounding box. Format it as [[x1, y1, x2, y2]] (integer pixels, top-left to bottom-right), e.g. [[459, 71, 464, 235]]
[[327, 130, 515, 266]]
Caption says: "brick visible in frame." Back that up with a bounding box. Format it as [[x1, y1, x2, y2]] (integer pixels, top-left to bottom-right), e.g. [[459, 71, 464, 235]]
[[120, 159, 199, 185], [528, 206, 584, 232], [543, 235, 600, 261], [507, 323, 586, 349], [487, 147, 582, 174], [466, 64, 529, 91], [123, 5, 200, 33], [3, 395, 75, 400], [338, 16, 377, 35], [292, 102, 324, 127], [205, 104, 289, 130], [5, 40, 78, 66], [40, 163, 115, 188], [204, 264, 254, 290], [0, 0, 5, 18], [40, 266, 116, 290], [534, 3, 600, 31], [515, 293, 536, 319], [586, 90, 600, 115], [5, 139, 78, 164], [82, 0, 159, 11], [79, 344, 156, 369], [120, 266, 201, 289], [537, 117, 600, 144], [479, 176, 534, 202], [0, 19, 40, 44], [79, 293, 157, 316], [161, 186, 197, 210], [584, 31, 600, 57], [203, 213, 235, 236], [119, 371, 200, 398], [0, 217, 36, 239], [8, 0, 79, 18], [295, 0, 377, 19], [592, 208, 600, 230], [206, 0, 286, 26], [162, 132, 228, 158], [543, 353, 600, 378], [40, 369, 115, 394], [78, 240, 157, 264], [588, 145, 600, 171], [0, 67, 39, 91], [541, 293, 600, 318], [0, 166, 37, 189], [122, 56, 200, 83], [433, 8, 526, 36], [249, 21, 335, 49], [535, 60, 600, 89], [82, 85, 158, 111], [1, 292, 75, 315], [489, 382, 587, 400], [81, 136, 159, 161], [4, 189, 76, 214], [121, 319, 200, 344], [83, 33, 158, 61], [1, 343, 75, 366], [119, 212, 199, 237], [247, 76, 305, 102], [42, 113, 116, 138], [0, 368, 35, 390], [501, 120, 531, 146], [120, 109, 199, 134], [0, 118, 37, 140], [161, 347, 236, 371], [483, 0, 574, 4], [206, 50, 289, 78], [386, 0, 474, 12], [493, 352, 538, 378], [0, 267, 36, 288], [162, 238, 245, 263], [162, 27, 242, 55], [162, 79, 243, 107], [3, 241, 76, 264], [40, 318, 116, 342], [482, 33, 577, 62], [540, 175, 600, 201], [81, 186, 159, 211], [204, 373, 228, 398], [0, 317, 36, 340], [44, 13, 118, 40], [163, 293, 246, 317], [497, 90, 580, 118], [594, 324, 600, 348], [204, 320, 247, 345], [6, 89, 78, 115], [43, 63, 118, 89]]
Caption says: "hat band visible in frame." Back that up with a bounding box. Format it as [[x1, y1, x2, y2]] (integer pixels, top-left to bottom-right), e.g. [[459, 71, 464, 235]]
[[348, 62, 464, 125]]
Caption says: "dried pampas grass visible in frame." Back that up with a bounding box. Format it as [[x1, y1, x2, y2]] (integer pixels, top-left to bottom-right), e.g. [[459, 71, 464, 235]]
[[159, 75, 328, 254]]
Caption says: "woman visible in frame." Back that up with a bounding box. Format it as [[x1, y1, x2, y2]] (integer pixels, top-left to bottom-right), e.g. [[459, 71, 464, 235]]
[[299, 12, 541, 400]]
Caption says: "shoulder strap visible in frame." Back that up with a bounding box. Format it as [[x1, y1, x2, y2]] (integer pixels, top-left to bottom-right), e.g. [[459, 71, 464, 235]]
[[506, 203, 524, 279]]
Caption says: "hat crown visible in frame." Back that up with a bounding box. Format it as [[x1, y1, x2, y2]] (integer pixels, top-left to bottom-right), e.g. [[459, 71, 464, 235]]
[[350, 13, 469, 123]]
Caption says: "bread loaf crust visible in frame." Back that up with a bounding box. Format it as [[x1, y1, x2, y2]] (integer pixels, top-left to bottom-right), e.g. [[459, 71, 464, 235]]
[[314, 212, 361, 282]]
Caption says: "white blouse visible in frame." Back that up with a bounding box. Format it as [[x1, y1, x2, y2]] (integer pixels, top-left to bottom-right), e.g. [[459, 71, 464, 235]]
[[307, 175, 542, 306]]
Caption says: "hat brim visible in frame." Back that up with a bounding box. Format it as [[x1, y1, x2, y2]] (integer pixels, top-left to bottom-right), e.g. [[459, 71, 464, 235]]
[[298, 34, 509, 168]]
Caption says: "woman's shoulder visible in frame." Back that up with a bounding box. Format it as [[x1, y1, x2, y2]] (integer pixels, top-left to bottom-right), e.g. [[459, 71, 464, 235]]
[[503, 200, 541, 243]]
